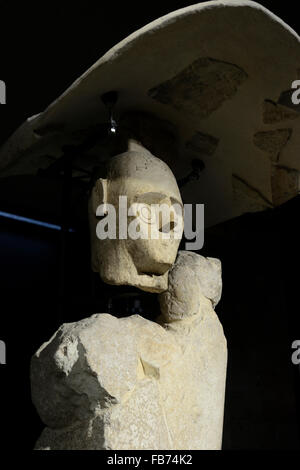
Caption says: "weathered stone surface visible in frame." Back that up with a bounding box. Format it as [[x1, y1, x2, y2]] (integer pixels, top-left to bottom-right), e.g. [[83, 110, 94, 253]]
[[32, 314, 180, 449], [32, 252, 227, 450], [31, 314, 138, 429], [263, 100, 300, 124], [159, 251, 222, 323], [88, 144, 183, 293], [253, 129, 292, 163], [148, 57, 248, 118], [271, 166, 300, 206]]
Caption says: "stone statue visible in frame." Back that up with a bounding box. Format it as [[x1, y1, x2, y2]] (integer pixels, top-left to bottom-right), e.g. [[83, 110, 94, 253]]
[[30, 142, 227, 450], [88, 140, 183, 293]]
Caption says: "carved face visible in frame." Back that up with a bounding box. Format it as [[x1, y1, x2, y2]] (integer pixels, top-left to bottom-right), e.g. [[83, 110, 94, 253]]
[[89, 143, 183, 293]]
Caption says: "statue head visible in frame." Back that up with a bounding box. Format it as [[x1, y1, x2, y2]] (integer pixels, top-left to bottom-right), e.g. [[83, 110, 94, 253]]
[[88, 141, 183, 292]]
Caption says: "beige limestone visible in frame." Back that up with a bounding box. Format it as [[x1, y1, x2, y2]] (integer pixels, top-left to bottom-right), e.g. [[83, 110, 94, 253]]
[[88, 142, 183, 293], [159, 250, 222, 322], [31, 251, 227, 450]]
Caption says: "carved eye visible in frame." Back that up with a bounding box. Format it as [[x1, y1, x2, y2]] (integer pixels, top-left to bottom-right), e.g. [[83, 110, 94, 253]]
[[136, 203, 156, 225]]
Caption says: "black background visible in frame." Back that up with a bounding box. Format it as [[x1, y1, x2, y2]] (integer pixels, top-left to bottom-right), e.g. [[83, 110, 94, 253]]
[[0, 0, 300, 455]]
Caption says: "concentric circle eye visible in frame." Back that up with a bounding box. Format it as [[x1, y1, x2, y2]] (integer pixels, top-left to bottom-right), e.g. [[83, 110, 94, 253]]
[[137, 204, 156, 225]]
